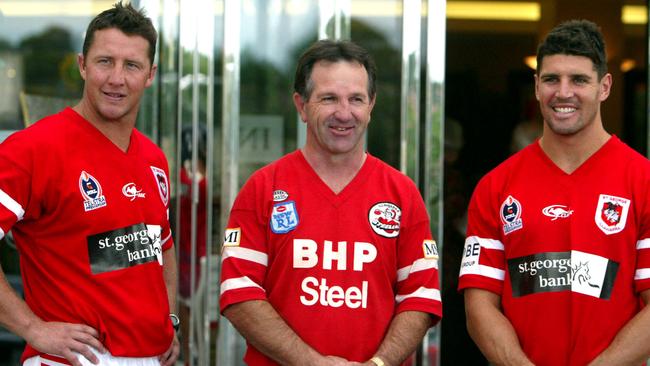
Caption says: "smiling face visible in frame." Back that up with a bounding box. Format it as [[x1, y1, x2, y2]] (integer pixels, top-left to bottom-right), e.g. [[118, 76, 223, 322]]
[[77, 27, 156, 126], [294, 60, 375, 159], [535, 54, 611, 138]]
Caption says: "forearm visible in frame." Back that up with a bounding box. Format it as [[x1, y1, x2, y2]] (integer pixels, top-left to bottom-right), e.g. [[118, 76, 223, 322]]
[[223, 300, 325, 365], [0, 264, 43, 342], [162, 248, 178, 313], [371, 311, 431, 366], [464, 288, 533, 366], [588, 290, 650, 366]]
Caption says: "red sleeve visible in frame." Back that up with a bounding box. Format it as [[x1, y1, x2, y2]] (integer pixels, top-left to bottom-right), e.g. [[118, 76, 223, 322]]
[[458, 174, 506, 295], [0, 130, 37, 240], [393, 181, 442, 323], [158, 154, 174, 251], [219, 171, 270, 312], [633, 158, 650, 293]]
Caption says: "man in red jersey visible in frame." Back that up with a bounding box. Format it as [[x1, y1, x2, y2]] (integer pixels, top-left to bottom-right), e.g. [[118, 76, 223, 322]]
[[459, 19, 650, 366], [0, 2, 179, 365], [219, 40, 442, 366]]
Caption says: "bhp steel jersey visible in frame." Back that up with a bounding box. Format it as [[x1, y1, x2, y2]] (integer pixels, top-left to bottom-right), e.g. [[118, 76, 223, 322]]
[[458, 137, 650, 366], [0, 108, 174, 361], [220, 151, 442, 364]]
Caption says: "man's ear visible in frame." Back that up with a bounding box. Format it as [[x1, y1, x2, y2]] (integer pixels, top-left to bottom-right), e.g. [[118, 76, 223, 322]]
[[293, 92, 308, 122], [145, 64, 158, 88], [599, 73, 612, 102], [77, 53, 87, 81]]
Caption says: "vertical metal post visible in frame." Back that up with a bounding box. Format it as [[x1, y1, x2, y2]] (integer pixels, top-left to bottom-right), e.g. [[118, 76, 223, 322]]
[[217, 1, 241, 365], [423, 0, 446, 364], [400, 0, 422, 184]]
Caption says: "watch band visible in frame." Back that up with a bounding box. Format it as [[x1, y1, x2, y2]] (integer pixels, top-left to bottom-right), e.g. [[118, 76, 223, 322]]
[[369, 356, 385, 366], [169, 313, 180, 332]]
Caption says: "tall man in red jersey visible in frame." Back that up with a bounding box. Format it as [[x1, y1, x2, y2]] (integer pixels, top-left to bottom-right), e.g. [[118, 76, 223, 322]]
[[0, 2, 179, 365], [220, 40, 442, 365], [459, 20, 650, 366]]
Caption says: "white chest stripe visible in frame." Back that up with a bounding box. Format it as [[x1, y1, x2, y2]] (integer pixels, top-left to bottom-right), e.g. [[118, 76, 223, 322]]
[[0, 227, 4, 241], [0, 188, 24, 221], [397, 258, 438, 282], [220, 276, 264, 295], [222, 246, 268, 266], [395, 286, 441, 303]]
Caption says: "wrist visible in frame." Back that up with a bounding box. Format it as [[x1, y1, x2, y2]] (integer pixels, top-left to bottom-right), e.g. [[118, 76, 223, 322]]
[[169, 313, 180, 332], [369, 356, 386, 366]]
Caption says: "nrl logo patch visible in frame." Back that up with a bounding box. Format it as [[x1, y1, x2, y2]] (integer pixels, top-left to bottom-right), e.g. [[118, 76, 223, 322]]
[[150, 166, 169, 206], [595, 194, 630, 235], [501, 195, 523, 235], [270, 201, 299, 234], [79, 171, 107, 212], [273, 190, 289, 202], [368, 202, 401, 238]]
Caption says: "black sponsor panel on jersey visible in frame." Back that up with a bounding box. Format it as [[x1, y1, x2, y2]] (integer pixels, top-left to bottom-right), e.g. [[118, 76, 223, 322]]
[[508, 252, 572, 297], [87, 223, 160, 274], [508, 251, 618, 299], [596, 260, 619, 300]]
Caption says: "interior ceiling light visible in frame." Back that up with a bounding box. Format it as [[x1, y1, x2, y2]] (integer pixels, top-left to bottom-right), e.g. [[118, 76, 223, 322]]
[[1, 1, 646, 25], [622, 5, 647, 25], [0, 1, 116, 16], [524, 55, 537, 71], [620, 59, 636, 73], [447, 1, 540, 21]]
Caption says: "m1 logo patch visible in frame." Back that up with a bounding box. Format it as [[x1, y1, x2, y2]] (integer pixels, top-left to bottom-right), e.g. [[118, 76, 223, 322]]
[[223, 228, 241, 247], [271, 201, 299, 234], [150, 166, 169, 206], [368, 202, 401, 238], [595, 194, 630, 235], [501, 195, 523, 235], [79, 171, 107, 212], [422, 240, 439, 259]]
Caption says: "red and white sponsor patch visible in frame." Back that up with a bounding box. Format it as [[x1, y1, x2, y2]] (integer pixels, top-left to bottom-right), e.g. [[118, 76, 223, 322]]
[[368, 202, 401, 238]]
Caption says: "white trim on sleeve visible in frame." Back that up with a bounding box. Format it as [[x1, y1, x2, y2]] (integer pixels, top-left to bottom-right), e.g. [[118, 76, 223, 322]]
[[635, 268, 650, 280], [467, 235, 504, 250], [161, 231, 172, 245], [637, 238, 650, 250], [0, 188, 24, 221], [220, 276, 265, 295], [395, 286, 441, 303], [397, 258, 439, 282], [222, 246, 268, 266], [459, 264, 505, 281]]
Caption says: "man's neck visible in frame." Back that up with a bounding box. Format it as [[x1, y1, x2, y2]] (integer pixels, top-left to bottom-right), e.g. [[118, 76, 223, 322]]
[[538, 123, 610, 174], [73, 102, 135, 153], [301, 147, 367, 194]]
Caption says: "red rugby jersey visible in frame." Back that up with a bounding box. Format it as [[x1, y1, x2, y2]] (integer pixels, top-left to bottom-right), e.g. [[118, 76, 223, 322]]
[[220, 151, 442, 364], [0, 108, 175, 361], [459, 137, 650, 365]]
